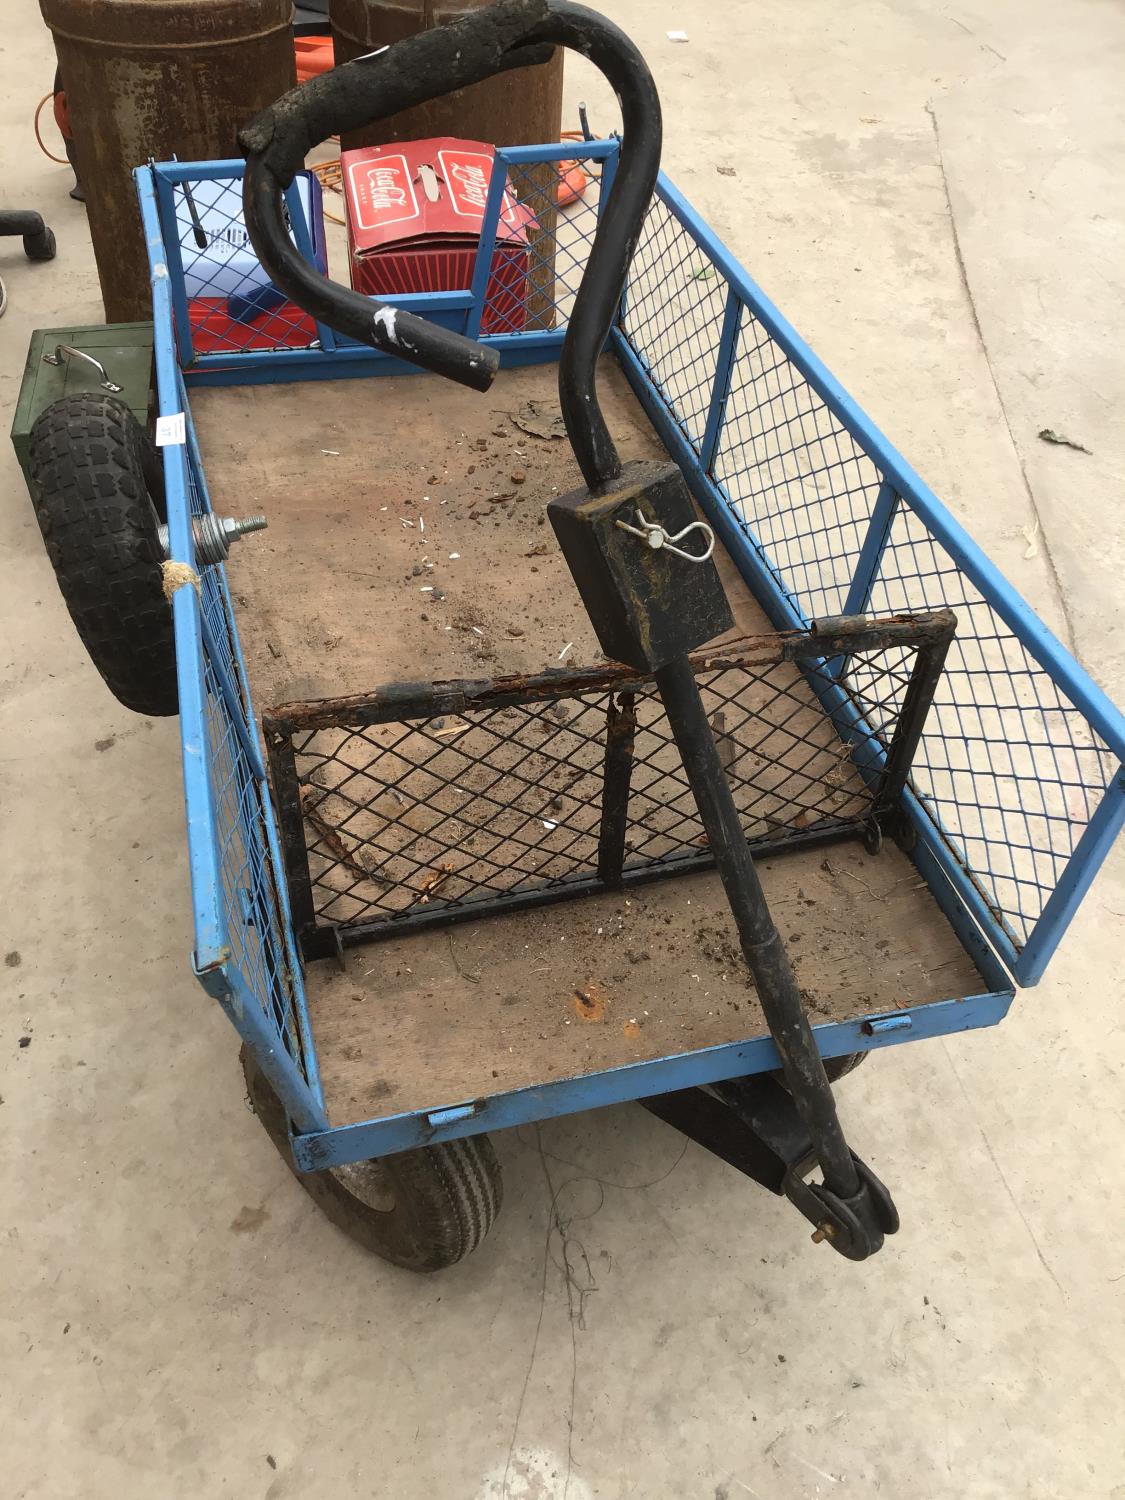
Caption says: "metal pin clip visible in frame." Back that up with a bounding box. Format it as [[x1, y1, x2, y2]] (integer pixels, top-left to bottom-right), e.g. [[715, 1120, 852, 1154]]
[[614, 508, 716, 563]]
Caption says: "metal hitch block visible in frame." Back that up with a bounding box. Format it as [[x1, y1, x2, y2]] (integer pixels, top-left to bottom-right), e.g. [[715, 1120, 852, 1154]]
[[548, 459, 734, 671]]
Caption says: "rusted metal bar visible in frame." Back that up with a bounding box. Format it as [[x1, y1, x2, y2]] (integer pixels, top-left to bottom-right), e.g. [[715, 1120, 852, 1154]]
[[262, 611, 956, 969], [264, 727, 318, 947], [596, 689, 637, 887], [262, 611, 955, 735], [324, 822, 854, 949], [875, 625, 957, 818], [803, 609, 955, 659]]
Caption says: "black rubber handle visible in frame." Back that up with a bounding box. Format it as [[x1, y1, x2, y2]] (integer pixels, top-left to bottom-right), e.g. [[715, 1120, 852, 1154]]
[[240, 0, 663, 472], [240, 0, 554, 390]]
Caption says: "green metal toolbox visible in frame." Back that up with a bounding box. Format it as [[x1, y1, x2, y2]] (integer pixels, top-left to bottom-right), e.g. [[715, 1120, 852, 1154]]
[[11, 322, 155, 486]]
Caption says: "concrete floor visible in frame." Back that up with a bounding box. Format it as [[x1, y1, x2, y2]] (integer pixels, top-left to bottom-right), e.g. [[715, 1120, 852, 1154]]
[[2, 1, 1123, 1496]]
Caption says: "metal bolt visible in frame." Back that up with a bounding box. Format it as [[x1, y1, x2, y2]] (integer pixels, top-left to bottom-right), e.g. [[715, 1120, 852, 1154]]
[[811, 1221, 837, 1245], [158, 514, 268, 567], [220, 514, 268, 547]]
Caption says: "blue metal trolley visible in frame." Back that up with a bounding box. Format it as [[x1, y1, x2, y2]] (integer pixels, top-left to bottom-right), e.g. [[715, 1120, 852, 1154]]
[[119, 3, 1124, 1271]]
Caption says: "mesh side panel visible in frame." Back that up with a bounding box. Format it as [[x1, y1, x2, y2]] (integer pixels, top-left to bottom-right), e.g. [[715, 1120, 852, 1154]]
[[615, 184, 1122, 966], [619, 196, 730, 452], [294, 692, 610, 926], [201, 646, 302, 1059], [618, 199, 882, 611], [276, 645, 923, 938], [711, 303, 883, 620], [624, 658, 876, 869], [184, 440, 308, 1071], [854, 507, 1117, 947], [174, 176, 321, 358], [481, 155, 605, 335]]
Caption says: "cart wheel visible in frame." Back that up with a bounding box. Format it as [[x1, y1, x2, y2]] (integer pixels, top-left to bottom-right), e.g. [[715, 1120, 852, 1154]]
[[823, 1051, 866, 1082], [27, 393, 176, 717], [240, 1047, 503, 1273], [773, 1051, 867, 1088]]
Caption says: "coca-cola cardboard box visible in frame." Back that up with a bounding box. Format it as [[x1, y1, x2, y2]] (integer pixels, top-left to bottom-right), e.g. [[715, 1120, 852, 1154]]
[[341, 139, 534, 334]]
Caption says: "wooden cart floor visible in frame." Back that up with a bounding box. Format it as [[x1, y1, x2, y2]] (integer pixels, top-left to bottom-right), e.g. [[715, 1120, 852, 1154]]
[[192, 361, 984, 1128], [300, 844, 981, 1127]]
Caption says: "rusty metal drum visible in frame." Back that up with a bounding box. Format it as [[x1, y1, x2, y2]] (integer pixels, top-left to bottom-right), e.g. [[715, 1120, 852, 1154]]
[[329, 0, 563, 150], [41, 0, 298, 321]]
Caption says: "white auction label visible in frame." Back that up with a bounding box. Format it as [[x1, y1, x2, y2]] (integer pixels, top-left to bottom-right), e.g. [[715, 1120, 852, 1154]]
[[155, 412, 187, 447]]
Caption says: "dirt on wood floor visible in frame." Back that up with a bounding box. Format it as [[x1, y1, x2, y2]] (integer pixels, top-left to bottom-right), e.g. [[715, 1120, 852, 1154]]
[[192, 359, 983, 1123]]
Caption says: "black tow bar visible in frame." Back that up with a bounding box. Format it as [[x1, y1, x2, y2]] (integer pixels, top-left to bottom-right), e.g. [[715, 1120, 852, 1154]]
[[239, 0, 898, 1261], [547, 464, 897, 1261]]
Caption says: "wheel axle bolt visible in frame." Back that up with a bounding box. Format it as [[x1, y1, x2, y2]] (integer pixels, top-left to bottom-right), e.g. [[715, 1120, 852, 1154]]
[[159, 513, 268, 566], [222, 514, 268, 544]]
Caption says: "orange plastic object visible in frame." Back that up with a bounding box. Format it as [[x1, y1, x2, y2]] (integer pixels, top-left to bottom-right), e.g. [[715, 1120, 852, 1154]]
[[52, 87, 72, 140], [557, 158, 588, 207], [294, 35, 334, 84]]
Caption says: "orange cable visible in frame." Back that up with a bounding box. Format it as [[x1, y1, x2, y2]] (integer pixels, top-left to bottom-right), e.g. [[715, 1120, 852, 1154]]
[[34, 93, 69, 166]]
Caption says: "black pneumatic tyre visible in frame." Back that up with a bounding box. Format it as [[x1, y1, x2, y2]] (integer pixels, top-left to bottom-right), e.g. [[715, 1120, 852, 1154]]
[[27, 393, 177, 716], [240, 1048, 504, 1273], [771, 1051, 867, 1090], [822, 1052, 867, 1083]]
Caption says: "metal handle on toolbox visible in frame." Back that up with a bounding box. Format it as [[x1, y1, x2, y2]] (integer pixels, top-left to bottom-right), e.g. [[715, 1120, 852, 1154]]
[[239, 0, 661, 470], [42, 344, 123, 394]]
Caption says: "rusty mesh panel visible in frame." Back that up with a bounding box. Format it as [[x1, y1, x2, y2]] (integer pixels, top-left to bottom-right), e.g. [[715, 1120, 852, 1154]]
[[266, 639, 930, 942]]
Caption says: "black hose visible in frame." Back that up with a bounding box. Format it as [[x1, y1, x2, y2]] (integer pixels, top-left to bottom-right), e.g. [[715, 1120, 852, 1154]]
[[525, 4, 661, 490], [239, 0, 661, 427]]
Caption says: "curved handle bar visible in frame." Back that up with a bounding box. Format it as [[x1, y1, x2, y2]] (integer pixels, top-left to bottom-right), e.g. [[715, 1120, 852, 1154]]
[[240, 0, 661, 486]]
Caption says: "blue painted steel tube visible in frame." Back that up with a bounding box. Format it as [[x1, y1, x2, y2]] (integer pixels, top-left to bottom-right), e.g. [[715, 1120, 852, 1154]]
[[464, 150, 512, 341], [699, 285, 743, 470], [137, 166, 225, 968], [821, 479, 902, 681], [183, 327, 569, 387], [200, 966, 328, 1133], [283, 177, 337, 354], [152, 171, 196, 371], [291, 989, 1014, 1170], [596, 138, 620, 221], [153, 158, 248, 184], [151, 145, 622, 183], [842, 479, 900, 616], [499, 139, 620, 164]]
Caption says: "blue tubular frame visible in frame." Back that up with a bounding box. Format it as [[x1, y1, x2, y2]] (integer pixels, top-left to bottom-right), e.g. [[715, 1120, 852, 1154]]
[[138, 143, 1125, 1168], [137, 166, 328, 1134], [150, 142, 622, 386], [292, 988, 1013, 1170]]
